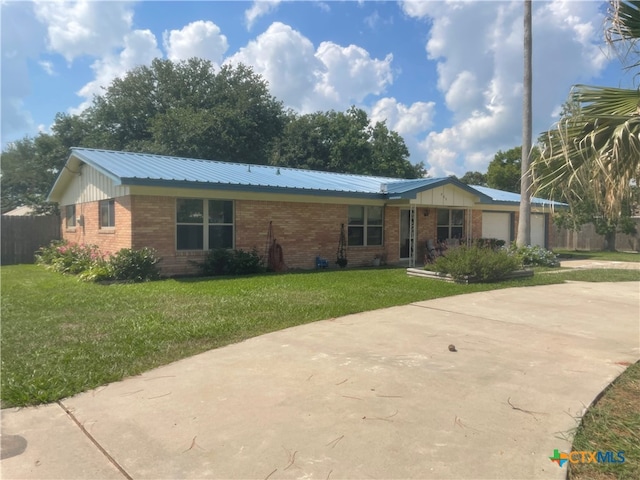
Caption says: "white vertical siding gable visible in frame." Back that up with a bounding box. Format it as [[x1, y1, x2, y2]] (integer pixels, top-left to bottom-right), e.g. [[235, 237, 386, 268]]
[[411, 184, 476, 207], [59, 164, 129, 206]]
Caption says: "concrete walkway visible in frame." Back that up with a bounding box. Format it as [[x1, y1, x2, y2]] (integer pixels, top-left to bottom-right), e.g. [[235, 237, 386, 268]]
[[2, 281, 639, 480], [560, 259, 640, 270]]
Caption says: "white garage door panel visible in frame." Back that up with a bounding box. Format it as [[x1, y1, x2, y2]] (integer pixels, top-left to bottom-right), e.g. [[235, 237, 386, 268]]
[[531, 214, 546, 247], [482, 212, 511, 243]]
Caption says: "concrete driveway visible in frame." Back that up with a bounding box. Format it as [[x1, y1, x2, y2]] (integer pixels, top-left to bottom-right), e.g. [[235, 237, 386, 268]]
[[2, 281, 639, 480]]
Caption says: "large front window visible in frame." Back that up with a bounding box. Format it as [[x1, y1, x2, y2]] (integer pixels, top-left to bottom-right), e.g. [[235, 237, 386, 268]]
[[437, 209, 464, 242], [348, 206, 383, 246], [176, 199, 234, 250]]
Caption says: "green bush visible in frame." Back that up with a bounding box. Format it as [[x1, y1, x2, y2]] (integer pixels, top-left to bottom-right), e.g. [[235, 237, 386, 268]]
[[78, 264, 114, 283], [36, 241, 161, 282], [200, 248, 265, 276], [35, 240, 104, 274], [473, 238, 506, 250], [108, 248, 161, 282], [432, 245, 521, 282], [508, 244, 559, 267]]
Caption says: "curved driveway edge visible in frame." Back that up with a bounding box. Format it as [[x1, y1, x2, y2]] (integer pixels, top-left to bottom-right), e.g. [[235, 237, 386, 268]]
[[2, 281, 639, 480]]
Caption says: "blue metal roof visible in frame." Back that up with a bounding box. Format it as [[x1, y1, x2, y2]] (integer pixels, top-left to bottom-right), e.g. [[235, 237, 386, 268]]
[[48, 148, 564, 208], [470, 185, 567, 207], [69, 148, 402, 197], [385, 176, 494, 201]]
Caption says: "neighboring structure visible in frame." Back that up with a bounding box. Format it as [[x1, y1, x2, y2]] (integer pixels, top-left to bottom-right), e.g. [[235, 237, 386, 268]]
[[48, 148, 564, 276], [2, 206, 38, 216]]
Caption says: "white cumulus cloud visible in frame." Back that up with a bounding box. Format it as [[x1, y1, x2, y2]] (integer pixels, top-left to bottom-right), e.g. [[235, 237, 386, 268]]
[[227, 22, 394, 113], [33, 0, 135, 62], [314, 42, 393, 107], [1, 2, 48, 144], [370, 97, 435, 137], [245, 0, 281, 30], [163, 20, 229, 66], [73, 30, 161, 113], [402, 0, 609, 177]]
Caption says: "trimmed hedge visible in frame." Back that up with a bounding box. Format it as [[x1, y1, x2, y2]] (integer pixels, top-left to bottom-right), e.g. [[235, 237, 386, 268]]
[[432, 245, 521, 282], [199, 248, 265, 276]]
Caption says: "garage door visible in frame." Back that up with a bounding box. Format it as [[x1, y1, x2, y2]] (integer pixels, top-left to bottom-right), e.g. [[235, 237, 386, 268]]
[[531, 214, 546, 247], [482, 212, 511, 244]]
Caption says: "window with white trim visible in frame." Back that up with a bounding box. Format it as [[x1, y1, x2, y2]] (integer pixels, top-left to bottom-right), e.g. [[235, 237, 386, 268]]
[[348, 206, 383, 246], [176, 199, 234, 250], [437, 208, 464, 242], [99, 199, 115, 228]]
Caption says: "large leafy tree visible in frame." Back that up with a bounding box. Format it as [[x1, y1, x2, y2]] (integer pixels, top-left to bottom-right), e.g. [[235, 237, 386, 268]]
[[533, 0, 640, 250], [0, 135, 64, 214], [2, 59, 423, 211], [457, 171, 487, 186], [272, 106, 425, 178], [1, 59, 286, 210], [486, 147, 524, 193], [87, 58, 286, 164]]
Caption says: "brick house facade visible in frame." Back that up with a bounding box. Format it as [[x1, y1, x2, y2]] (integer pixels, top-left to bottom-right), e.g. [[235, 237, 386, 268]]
[[49, 148, 562, 277]]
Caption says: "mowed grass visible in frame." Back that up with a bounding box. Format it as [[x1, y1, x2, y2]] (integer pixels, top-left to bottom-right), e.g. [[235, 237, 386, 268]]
[[569, 361, 640, 480], [2, 265, 639, 407]]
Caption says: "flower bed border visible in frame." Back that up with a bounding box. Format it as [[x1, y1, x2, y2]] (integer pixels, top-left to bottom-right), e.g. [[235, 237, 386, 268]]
[[406, 268, 533, 284]]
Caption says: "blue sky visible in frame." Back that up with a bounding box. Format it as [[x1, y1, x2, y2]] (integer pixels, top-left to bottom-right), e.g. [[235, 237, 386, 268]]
[[2, 1, 635, 176]]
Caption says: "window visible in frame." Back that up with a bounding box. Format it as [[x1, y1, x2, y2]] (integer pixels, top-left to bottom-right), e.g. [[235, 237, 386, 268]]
[[176, 199, 234, 250], [437, 209, 464, 242], [176, 199, 204, 250], [348, 206, 383, 246], [99, 199, 115, 228], [208, 200, 233, 249], [65, 205, 76, 228]]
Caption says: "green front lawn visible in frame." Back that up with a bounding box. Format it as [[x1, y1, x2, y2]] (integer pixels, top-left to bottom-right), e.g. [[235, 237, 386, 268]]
[[569, 361, 640, 480], [2, 265, 639, 407]]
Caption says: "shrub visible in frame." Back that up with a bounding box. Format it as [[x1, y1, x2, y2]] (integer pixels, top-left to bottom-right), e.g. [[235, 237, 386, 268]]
[[200, 248, 265, 276], [35, 240, 104, 274], [108, 248, 161, 282], [432, 245, 521, 282], [474, 238, 506, 250], [36, 241, 161, 282], [78, 264, 114, 283], [508, 244, 559, 267]]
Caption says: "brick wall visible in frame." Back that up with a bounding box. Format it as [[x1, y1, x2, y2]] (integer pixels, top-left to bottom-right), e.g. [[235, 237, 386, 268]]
[[471, 209, 483, 239], [384, 207, 400, 264], [235, 200, 387, 270], [415, 208, 436, 262], [129, 195, 203, 277], [61, 195, 554, 276], [61, 197, 132, 254], [65, 195, 397, 276]]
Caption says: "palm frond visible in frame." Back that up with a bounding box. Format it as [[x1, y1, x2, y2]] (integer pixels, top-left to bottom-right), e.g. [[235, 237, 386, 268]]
[[606, 0, 640, 70], [533, 85, 640, 220]]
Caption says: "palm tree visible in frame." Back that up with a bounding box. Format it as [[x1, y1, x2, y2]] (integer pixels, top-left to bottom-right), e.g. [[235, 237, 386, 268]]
[[517, 0, 533, 247], [533, 0, 640, 249]]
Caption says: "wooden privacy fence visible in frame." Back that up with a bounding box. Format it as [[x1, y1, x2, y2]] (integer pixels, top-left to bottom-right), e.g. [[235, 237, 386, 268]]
[[1, 215, 61, 265], [550, 218, 640, 252]]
